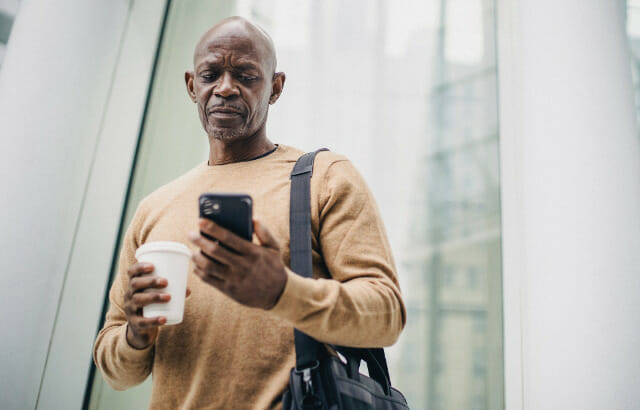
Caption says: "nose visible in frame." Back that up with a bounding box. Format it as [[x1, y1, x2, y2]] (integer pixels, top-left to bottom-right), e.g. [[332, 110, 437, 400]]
[[214, 71, 239, 98]]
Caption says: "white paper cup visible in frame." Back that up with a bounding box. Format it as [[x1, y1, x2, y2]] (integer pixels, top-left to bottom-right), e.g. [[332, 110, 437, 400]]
[[135, 241, 191, 325]]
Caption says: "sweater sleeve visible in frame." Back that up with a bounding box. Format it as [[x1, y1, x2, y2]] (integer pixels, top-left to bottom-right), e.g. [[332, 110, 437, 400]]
[[92, 205, 154, 390], [270, 159, 406, 347]]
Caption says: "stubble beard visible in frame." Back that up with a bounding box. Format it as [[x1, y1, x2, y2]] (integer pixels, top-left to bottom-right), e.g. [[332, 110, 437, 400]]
[[209, 126, 245, 141], [198, 102, 247, 141], [208, 111, 267, 142]]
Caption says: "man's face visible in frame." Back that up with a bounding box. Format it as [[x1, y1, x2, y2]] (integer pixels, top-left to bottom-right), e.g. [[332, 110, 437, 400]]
[[186, 25, 280, 141]]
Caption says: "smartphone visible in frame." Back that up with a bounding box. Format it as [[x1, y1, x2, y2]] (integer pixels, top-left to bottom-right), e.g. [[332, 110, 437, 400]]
[[198, 193, 253, 241]]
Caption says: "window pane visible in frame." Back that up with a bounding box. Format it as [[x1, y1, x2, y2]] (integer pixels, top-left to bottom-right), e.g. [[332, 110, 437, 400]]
[[627, 0, 640, 127], [0, 0, 22, 69]]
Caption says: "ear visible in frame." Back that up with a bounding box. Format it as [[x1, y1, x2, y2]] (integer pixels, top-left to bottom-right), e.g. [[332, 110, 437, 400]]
[[269, 72, 286, 105], [185, 70, 197, 102]]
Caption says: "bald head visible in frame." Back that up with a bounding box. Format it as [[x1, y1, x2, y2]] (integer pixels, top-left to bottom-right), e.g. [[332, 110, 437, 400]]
[[194, 16, 277, 76], [185, 16, 285, 144]]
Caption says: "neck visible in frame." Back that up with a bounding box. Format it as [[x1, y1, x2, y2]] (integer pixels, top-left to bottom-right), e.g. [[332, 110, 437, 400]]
[[207, 131, 275, 165]]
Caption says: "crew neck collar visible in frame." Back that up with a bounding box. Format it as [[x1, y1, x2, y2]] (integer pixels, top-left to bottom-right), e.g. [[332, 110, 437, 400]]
[[206, 144, 281, 167]]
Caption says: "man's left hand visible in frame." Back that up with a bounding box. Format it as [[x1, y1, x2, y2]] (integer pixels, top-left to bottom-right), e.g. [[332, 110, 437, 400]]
[[189, 218, 287, 310]]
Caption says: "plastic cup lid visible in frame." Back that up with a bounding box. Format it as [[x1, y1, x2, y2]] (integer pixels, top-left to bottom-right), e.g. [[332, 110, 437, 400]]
[[135, 241, 191, 258]]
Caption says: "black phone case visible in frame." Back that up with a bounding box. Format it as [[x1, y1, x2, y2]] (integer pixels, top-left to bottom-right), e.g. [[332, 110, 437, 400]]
[[198, 193, 253, 241]]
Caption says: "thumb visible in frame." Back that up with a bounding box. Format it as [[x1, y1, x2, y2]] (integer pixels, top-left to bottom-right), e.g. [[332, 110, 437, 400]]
[[254, 219, 279, 250]]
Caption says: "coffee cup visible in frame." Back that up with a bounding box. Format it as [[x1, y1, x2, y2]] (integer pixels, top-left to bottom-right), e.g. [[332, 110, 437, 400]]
[[135, 241, 191, 325]]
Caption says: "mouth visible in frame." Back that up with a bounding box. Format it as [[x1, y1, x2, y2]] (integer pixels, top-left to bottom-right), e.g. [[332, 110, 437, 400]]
[[208, 106, 244, 117]]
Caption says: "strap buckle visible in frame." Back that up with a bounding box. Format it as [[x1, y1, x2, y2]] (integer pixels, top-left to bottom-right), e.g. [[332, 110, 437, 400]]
[[302, 367, 313, 395], [295, 360, 319, 396]]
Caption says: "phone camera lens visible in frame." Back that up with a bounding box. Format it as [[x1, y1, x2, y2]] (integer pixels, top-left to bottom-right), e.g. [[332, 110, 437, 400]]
[[201, 198, 221, 215]]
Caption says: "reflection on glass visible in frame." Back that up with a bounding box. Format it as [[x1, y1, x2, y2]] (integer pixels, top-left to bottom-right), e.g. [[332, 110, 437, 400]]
[[89, 1, 504, 409], [627, 0, 640, 127], [0, 0, 22, 69]]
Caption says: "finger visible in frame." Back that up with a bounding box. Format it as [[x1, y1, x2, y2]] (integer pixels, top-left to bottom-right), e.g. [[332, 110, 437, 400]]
[[132, 315, 167, 329], [131, 291, 171, 309], [192, 251, 228, 279], [130, 276, 168, 293], [198, 218, 251, 254], [253, 219, 280, 250], [124, 301, 137, 316], [189, 230, 236, 265], [193, 265, 226, 289], [127, 262, 155, 278]]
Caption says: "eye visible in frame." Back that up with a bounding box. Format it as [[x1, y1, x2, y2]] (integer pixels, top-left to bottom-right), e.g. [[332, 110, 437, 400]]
[[200, 71, 218, 82], [238, 74, 258, 83]]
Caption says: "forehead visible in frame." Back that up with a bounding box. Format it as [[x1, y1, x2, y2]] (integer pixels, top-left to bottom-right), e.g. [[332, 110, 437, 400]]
[[194, 28, 269, 69]]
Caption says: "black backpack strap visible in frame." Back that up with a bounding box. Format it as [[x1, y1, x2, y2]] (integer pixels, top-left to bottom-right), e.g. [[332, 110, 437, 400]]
[[289, 148, 328, 369], [288, 148, 393, 395]]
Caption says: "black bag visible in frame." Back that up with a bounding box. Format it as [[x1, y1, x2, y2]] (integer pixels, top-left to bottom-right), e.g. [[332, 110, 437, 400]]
[[282, 149, 410, 409]]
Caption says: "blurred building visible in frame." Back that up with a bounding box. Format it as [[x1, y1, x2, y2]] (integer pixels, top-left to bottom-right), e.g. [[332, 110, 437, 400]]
[[0, 1, 639, 410]]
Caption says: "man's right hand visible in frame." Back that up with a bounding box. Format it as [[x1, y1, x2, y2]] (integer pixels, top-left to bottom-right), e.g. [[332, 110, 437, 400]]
[[124, 262, 170, 349]]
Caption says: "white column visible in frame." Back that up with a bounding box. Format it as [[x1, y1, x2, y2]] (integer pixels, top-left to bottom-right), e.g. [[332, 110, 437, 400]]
[[0, 1, 130, 409], [498, 1, 640, 409]]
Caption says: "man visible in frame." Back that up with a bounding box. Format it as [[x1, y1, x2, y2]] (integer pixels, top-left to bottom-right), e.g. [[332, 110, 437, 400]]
[[93, 16, 405, 409]]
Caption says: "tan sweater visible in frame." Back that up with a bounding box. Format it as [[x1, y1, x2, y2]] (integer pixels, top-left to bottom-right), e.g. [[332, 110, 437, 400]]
[[93, 144, 406, 409]]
